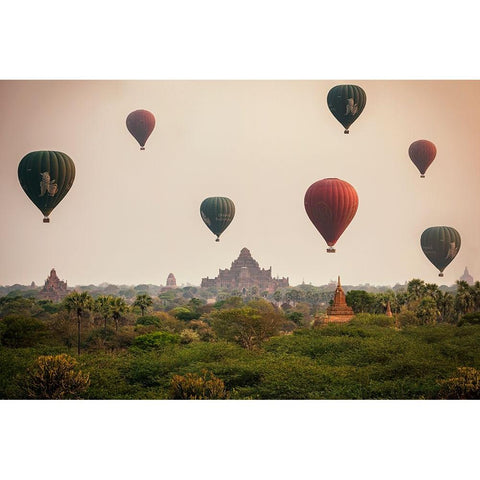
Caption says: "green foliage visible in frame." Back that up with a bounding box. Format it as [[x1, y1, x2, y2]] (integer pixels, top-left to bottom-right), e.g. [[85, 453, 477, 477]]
[[346, 290, 374, 313], [180, 328, 200, 344], [23, 354, 90, 399], [169, 306, 201, 321], [415, 297, 440, 325], [135, 315, 161, 326], [438, 367, 480, 399], [131, 331, 180, 351], [350, 313, 395, 328], [397, 310, 421, 327], [211, 301, 283, 349], [170, 370, 228, 399], [0, 315, 47, 347], [457, 312, 480, 326], [133, 294, 153, 316]]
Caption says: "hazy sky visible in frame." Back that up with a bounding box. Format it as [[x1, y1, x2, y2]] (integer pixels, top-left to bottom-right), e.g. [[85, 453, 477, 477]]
[[1, 80, 479, 287]]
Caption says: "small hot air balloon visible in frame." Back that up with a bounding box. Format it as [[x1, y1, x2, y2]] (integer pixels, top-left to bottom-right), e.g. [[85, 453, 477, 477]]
[[200, 197, 235, 242], [421, 226, 461, 277], [18, 151, 76, 223], [327, 84, 367, 134], [126, 109, 155, 150], [409, 140, 437, 178], [304, 178, 358, 252]]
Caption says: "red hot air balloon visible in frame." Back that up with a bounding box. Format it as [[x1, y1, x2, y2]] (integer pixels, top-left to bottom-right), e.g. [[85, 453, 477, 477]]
[[408, 140, 436, 178], [126, 110, 156, 150], [304, 178, 359, 253]]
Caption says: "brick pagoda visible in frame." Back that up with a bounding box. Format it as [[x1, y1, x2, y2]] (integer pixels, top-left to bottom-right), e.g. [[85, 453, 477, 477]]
[[325, 276, 354, 323]]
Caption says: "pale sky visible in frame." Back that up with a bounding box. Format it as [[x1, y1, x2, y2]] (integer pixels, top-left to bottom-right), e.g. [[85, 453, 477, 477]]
[[1, 80, 479, 287]]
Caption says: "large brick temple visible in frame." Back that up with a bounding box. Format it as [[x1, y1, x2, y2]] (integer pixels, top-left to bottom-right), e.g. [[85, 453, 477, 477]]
[[201, 247, 289, 293], [40, 268, 68, 302]]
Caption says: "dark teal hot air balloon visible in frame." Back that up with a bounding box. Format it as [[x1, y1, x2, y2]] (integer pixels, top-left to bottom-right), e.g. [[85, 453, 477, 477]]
[[18, 151, 76, 223], [327, 84, 367, 134], [421, 226, 461, 277], [200, 197, 235, 242]]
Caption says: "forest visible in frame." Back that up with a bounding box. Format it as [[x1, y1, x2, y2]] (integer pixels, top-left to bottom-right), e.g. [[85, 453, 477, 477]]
[[1, 278, 480, 400]]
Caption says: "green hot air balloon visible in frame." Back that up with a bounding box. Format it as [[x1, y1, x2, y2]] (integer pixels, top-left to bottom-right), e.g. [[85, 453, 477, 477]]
[[327, 84, 367, 134], [18, 151, 76, 223], [421, 226, 461, 277], [200, 197, 235, 242]]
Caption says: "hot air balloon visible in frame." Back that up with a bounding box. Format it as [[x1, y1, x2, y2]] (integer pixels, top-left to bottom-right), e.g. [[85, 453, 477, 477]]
[[421, 226, 461, 277], [409, 140, 437, 178], [327, 85, 367, 134], [200, 197, 235, 242], [126, 109, 155, 150], [18, 151, 76, 223], [304, 178, 358, 252]]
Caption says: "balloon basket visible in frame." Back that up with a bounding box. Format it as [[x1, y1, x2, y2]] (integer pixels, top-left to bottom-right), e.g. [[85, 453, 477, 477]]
[[43, 217, 50, 223], [326, 247, 336, 253], [438, 273, 444, 277], [420, 175, 425, 178], [344, 129, 349, 134], [140, 147, 145, 150], [215, 238, 220, 242]]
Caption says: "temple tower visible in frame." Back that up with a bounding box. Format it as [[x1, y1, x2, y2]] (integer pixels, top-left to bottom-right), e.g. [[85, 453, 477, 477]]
[[325, 276, 354, 323]]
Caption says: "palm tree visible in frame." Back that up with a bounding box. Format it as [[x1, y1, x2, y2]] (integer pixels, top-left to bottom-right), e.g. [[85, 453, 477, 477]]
[[94, 295, 113, 331], [438, 291, 455, 323], [110, 297, 128, 331], [472, 281, 480, 311], [133, 293, 153, 317], [406, 279, 426, 306], [455, 281, 475, 319], [64, 291, 93, 355]]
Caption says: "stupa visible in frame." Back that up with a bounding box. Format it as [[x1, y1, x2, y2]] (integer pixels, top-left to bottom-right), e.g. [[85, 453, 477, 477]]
[[459, 267, 474, 285], [325, 276, 354, 323]]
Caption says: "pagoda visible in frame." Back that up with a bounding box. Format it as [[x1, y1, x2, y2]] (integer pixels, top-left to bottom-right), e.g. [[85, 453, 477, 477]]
[[459, 267, 474, 285], [325, 276, 354, 323], [40, 268, 68, 302], [166, 273, 177, 288]]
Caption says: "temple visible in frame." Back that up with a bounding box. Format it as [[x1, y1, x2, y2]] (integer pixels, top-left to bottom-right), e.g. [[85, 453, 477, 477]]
[[459, 267, 474, 285], [40, 268, 68, 302], [201, 247, 289, 293], [166, 273, 177, 288], [325, 276, 354, 323]]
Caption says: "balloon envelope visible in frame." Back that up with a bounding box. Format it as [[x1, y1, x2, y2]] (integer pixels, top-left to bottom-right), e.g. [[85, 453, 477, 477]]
[[304, 178, 358, 252], [421, 226, 461, 276], [126, 109, 155, 150], [18, 151, 76, 223], [409, 140, 437, 177], [200, 197, 235, 241], [327, 85, 367, 134]]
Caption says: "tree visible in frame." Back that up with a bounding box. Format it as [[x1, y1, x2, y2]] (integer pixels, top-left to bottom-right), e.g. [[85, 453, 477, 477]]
[[346, 290, 374, 313], [94, 295, 112, 331], [438, 292, 455, 323], [0, 315, 46, 347], [23, 354, 90, 399], [170, 370, 228, 399], [415, 297, 440, 325], [64, 291, 93, 355], [110, 296, 127, 331], [406, 279, 427, 305], [455, 281, 475, 318], [273, 290, 283, 304], [438, 367, 480, 399], [133, 293, 153, 317], [211, 302, 283, 349]]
